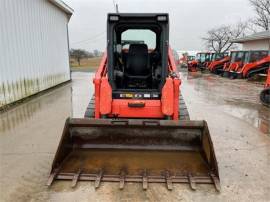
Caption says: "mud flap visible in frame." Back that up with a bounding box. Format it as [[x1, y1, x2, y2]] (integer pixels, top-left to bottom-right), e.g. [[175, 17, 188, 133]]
[[48, 118, 220, 191]]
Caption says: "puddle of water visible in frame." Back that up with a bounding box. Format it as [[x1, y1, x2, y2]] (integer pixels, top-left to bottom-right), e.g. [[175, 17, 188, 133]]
[[0, 72, 94, 201], [0, 72, 94, 134], [71, 72, 94, 118], [181, 71, 270, 135]]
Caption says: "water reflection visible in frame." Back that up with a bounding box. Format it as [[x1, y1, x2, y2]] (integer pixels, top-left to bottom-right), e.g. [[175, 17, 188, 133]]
[[183, 71, 270, 135], [0, 72, 93, 134], [71, 72, 94, 118]]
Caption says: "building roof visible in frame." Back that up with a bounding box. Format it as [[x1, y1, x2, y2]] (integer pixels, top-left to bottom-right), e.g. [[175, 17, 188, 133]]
[[48, 0, 74, 16], [231, 30, 270, 43]]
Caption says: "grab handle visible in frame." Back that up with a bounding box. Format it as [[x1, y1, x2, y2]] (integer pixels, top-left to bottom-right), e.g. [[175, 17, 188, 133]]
[[111, 120, 129, 125], [142, 120, 160, 126], [128, 102, 145, 108]]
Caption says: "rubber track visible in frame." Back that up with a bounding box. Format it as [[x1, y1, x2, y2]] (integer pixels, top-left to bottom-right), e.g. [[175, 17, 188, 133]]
[[247, 66, 269, 78], [84, 94, 190, 120]]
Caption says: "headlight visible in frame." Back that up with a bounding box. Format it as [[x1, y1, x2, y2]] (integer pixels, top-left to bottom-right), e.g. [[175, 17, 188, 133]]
[[157, 15, 167, 21], [109, 15, 119, 21]]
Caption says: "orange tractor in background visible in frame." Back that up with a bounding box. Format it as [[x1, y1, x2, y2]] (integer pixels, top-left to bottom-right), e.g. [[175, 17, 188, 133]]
[[219, 50, 269, 79], [188, 52, 212, 72], [188, 52, 228, 72], [208, 53, 230, 73], [218, 51, 248, 77], [229, 50, 270, 79], [178, 54, 188, 68], [47, 13, 220, 191]]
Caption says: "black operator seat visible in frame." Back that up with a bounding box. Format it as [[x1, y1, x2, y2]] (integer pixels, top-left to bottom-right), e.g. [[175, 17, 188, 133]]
[[125, 44, 151, 79]]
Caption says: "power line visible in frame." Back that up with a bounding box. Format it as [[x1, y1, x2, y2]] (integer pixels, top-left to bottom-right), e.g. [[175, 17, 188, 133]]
[[72, 0, 120, 46], [71, 31, 106, 45], [73, 36, 105, 47]]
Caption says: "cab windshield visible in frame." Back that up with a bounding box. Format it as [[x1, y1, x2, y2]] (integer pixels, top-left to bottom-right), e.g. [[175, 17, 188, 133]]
[[121, 29, 156, 50]]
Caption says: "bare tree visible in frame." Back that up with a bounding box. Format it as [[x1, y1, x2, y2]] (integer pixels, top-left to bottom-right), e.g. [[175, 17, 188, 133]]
[[202, 22, 247, 53], [249, 0, 270, 30], [70, 49, 90, 66]]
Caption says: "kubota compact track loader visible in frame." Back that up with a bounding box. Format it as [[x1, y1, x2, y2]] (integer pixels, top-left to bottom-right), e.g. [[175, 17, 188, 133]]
[[218, 51, 248, 77], [260, 68, 270, 107], [188, 52, 212, 72], [208, 53, 230, 74], [48, 13, 220, 191], [229, 50, 270, 79]]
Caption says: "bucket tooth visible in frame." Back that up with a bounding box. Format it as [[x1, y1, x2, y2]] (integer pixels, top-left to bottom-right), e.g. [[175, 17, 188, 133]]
[[165, 171, 173, 191], [47, 168, 59, 186], [210, 173, 221, 192], [188, 173, 196, 191], [119, 170, 126, 190], [142, 169, 148, 190], [95, 170, 103, 189], [71, 169, 82, 188]]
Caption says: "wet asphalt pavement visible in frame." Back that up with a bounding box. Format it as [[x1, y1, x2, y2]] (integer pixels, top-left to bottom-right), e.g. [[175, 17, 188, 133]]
[[0, 71, 269, 202]]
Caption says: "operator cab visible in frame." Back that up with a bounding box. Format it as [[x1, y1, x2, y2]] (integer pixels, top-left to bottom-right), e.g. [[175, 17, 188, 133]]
[[211, 52, 229, 61], [107, 13, 169, 99], [229, 51, 249, 64], [247, 50, 269, 63]]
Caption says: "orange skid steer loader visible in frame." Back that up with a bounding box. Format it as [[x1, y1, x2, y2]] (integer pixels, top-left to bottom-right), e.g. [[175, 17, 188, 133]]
[[229, 50, 270, 79], [208, 53, 230, 74], [47, 13, 220, 191], [188, 52, 212, 72], [219, 51, 247, 77]]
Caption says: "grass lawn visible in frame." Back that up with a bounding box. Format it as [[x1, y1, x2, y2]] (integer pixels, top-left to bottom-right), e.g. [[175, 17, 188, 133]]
[[70, 57, 102, 72]]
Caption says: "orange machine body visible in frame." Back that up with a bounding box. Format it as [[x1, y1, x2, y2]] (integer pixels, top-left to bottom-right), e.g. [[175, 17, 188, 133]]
[[221, 61, 244, 77], [93, 47, 181, 120], [236, 55, 270, 78], [208, 56, 230, 72], [188, 60, 198, 72]]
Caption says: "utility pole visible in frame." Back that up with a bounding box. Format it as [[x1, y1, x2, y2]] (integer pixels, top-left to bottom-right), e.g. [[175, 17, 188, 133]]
[[113, 0, 119, 13], [115, 3, 119, 13]]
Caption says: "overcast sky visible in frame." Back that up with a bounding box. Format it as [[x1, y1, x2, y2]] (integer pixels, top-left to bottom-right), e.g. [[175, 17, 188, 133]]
[[64, 0, 254, 51]]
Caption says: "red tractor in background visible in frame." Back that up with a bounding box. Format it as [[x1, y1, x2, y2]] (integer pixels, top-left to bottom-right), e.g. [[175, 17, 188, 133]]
[[229, 50, 270, 79], [187, 55, 195, 62], [188, 59, 198, 72], [188, 52, 228, 72], [178, 54, 188, 68], [219, 51, 249, 77], [188, 52, 212, 72], [208, 53, 230, 73]]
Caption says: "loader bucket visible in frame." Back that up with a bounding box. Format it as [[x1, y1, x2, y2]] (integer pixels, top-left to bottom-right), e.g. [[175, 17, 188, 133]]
[[48, 118, 220, 191]]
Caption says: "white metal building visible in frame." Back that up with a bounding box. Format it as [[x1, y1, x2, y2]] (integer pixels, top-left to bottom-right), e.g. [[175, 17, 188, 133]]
[[0, 0, 73, 108], [231, 31, 270, 51]]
